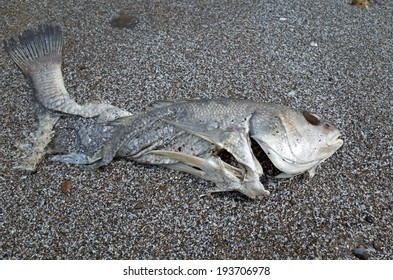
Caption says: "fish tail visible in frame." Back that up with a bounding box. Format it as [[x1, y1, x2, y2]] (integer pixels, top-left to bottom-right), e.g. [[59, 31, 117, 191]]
[[6, 25, 131, 120], [5, 25, 83, 113], [5, 25, 63, 78]]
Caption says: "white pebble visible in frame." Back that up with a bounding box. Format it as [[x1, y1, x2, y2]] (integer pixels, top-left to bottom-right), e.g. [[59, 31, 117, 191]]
[[287, 90, 297, 97]]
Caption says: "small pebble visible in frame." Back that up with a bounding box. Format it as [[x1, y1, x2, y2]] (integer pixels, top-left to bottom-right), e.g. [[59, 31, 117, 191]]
[[286, 90, 297, 97], [133, 202, 145, 210], [352, 246, 369, 260], [61, 179, 73, 195], [365, 215, 375, 223], [159, 184, 169, 191], [110, 12, 138, 29], [372, 240, 382, 251], [351, 0, 369, 8]]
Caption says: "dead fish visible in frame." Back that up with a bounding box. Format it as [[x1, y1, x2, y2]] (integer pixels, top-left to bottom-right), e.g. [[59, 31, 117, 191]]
[[6, 25, 343, 198]]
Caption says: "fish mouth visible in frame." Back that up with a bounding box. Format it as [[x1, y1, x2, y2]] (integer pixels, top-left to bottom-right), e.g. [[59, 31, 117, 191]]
[[327, 133, 344, 147]]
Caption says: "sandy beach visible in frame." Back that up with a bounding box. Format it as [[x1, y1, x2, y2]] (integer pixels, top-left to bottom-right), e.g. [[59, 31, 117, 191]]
[[0, 0, 392, 259]]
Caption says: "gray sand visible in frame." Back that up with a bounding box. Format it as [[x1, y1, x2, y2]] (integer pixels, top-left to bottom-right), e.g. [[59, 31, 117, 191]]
[[0, 0, 392, 259]]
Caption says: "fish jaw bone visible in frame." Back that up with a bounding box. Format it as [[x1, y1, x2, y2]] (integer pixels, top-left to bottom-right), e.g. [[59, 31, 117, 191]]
[[148, 150, 243, 181], [208, 174, 270, 199], [148, 150, 270, 198]]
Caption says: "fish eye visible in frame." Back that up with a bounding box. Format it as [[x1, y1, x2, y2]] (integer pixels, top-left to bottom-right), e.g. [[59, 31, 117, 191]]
[[303, 111, 320, 125]]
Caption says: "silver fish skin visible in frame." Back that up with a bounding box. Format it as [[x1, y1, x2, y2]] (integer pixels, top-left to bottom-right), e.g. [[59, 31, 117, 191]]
[[6, 25, 343, 198], [91, 99, 343, 198]]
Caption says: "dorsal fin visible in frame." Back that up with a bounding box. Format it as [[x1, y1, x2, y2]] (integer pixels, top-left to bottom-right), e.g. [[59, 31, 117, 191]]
[[149, 100, 177, 108], [149, 99, 201, 108]]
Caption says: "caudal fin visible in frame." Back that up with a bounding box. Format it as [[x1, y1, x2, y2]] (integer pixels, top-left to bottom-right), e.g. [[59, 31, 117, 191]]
[[5, 25, 63, 79], [5, 25, 77, 113], [6, 25, 132, 120]]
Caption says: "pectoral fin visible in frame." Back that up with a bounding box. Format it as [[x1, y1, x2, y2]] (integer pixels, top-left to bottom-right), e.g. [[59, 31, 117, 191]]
[[149, 150, 244, 182], [50, 153, 102, 165], [150, 99, 198, 108]]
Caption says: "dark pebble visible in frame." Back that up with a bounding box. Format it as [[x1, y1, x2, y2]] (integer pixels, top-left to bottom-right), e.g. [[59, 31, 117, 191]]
[[365, 215, 375, 223], [159, 184, 169, 191], [133, 202, 145, 210], [352, 246, 369, 260]]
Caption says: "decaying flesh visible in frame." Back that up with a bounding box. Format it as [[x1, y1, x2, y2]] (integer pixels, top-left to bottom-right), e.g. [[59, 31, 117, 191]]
[[6, 25, 343, 198]]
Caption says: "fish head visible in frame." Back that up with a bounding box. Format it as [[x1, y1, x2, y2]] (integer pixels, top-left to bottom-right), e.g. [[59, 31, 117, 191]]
[[250, 108, 343, 177]]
